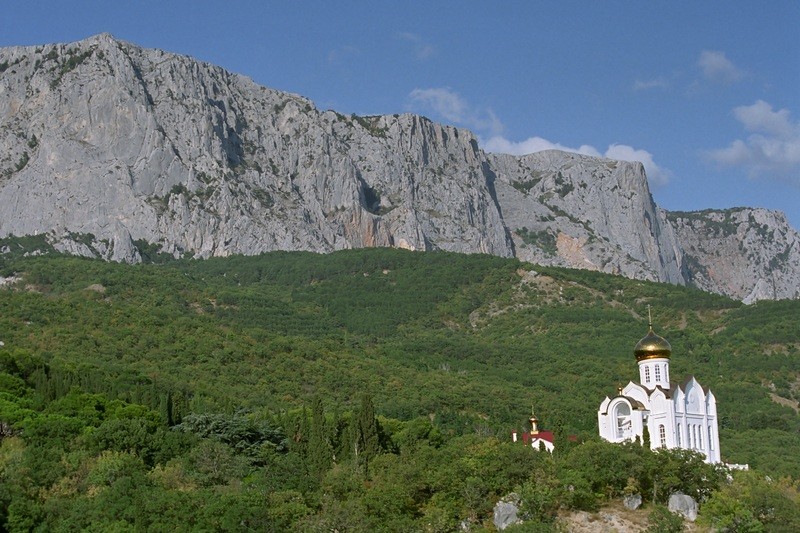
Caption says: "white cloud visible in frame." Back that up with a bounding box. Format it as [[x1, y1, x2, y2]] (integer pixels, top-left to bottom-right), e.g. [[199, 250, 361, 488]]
[[482, 136, 601, 158], [733, 99, 794, 137], [697, 50, 744, 84], [605, 144, 670, 186], [408, 87, 503, 135], [707, 100, 800, 182], [483, 136, 670, 186], [397, 32, 436, 60]]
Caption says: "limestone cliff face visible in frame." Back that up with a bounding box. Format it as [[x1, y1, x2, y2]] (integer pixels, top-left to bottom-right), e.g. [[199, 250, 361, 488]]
[[489, 150, 684, 285], [667, 209, 800, 303], [1, 35, 797, 301], [0, 34, 512, 262]]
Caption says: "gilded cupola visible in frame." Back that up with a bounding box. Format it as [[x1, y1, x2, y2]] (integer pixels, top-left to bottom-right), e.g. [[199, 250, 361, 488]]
[[634, 306, 671, 361]]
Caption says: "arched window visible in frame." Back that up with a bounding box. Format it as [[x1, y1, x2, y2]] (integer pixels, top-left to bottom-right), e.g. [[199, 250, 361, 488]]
[[659, 424, 666, 447], [614, 403, 631, 439], [644, 366, 651, 383], [654, 365, 661, 382], [698, 425, 703, 449], [676, 426, 681, 446], [708, 426, 713, 450]]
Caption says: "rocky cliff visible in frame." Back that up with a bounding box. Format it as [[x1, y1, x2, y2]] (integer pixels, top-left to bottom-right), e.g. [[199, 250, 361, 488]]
[[1, 34, 797, 301], [668, 209, 800, 303]]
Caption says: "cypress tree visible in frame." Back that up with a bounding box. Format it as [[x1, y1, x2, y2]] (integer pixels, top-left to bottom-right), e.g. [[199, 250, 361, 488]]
[[294, 406, 310, 459], [351, 392, 379, 477], [158, 391, 174, 425], [307, 396, 332, 479]]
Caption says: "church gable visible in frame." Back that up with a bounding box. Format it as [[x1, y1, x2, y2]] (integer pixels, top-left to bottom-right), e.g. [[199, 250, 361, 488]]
[[672, 387, 685, 412], [649, 388, 669, 413], [684, 378, 706, 415], [622, 382, 651, 408]]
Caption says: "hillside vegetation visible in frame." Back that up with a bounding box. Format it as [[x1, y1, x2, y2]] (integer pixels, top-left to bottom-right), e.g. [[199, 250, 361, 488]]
[[1, 243, 798, 530]]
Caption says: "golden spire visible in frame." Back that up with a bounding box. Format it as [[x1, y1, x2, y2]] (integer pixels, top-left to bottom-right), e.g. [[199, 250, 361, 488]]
[[529, 406, 539, 435]]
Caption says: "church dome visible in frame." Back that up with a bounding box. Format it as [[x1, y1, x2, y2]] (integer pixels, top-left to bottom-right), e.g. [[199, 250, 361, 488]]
[[634, 327, 671, 361]]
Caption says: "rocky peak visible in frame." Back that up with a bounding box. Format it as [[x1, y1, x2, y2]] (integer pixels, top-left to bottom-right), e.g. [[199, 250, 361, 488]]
[[489, 150, 683, 284]]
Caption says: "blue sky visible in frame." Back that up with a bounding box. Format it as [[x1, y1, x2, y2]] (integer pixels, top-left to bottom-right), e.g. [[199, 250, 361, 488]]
[[3, 2, 799, 228]]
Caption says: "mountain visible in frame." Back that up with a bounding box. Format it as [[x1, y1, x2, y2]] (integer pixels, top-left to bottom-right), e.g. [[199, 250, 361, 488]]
[[1, 34, 798, 302]]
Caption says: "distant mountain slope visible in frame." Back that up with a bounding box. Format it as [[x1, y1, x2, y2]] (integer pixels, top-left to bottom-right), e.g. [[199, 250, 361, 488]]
[[1, 34, 797, 301]]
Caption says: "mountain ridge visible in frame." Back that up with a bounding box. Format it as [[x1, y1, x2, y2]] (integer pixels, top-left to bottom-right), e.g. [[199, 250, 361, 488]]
[[1, 34, 797, 302]]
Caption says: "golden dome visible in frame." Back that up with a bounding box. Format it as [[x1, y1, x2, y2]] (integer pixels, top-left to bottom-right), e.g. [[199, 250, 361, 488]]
[[634, 326, 672, 361]]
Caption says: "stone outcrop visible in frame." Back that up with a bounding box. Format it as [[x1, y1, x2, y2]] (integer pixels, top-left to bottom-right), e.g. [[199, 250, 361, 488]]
[[0, 34, 511, 263], [493, 493, 523, 530], [623, 493, 642, 511], [668, 492, 698, 522], [1, 34, 798, 302]]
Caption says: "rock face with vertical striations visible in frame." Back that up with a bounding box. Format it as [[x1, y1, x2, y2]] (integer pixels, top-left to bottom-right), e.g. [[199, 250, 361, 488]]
[[489, 150, 684, 285], [1, 34, 798, 302], [667, 208, 800, 303]]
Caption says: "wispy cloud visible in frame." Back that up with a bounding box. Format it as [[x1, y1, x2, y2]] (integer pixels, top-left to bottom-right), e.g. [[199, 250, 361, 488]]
[[327, 45, 360, 65], [483, 136, 670, 187], [397, 32, 436, 60], [482, 136, 601, 159], [633, 77, 669, 91], [408, 87, 503, 135], [697, 50, 744, 84], [706, 100, 800, 184]]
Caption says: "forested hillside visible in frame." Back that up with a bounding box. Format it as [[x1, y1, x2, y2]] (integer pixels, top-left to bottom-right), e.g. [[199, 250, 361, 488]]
[[1, 240, 798, 530]]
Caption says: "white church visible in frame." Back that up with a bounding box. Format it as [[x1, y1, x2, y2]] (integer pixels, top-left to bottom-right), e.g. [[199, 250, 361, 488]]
[[598, 317, 721, 463]]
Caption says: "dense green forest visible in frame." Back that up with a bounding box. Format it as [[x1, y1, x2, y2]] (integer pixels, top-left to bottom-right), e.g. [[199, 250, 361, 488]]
[[0, 240, 798, 530]]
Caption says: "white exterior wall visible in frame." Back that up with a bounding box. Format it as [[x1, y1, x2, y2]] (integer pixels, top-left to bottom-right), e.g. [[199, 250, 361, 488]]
[[598, 395, 645, 444], [599, 361, 721, 463], [648, 388, 676, 450], [672, 381, 720, 463], [530, 437, 555, 452]]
